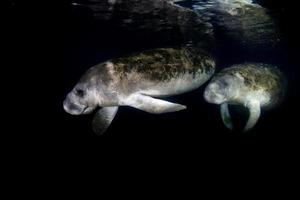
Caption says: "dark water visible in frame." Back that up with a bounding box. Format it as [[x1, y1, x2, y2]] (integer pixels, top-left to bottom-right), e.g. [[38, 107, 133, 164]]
[[60, 0, 299, 147]]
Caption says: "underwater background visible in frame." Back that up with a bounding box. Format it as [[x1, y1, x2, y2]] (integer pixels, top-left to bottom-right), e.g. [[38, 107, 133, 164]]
[[59, 0, 299, 146]]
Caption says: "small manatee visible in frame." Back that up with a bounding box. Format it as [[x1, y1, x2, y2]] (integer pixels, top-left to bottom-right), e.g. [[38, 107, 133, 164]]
[[204, 63, 285, 132]]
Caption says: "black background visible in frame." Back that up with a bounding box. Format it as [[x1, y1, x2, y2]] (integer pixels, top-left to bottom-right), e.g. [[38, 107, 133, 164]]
[[7, 0, 300, 151]]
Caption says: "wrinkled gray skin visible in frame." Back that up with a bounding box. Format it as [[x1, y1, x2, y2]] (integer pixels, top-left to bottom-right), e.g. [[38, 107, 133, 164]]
[[204, 63, 284, 132]]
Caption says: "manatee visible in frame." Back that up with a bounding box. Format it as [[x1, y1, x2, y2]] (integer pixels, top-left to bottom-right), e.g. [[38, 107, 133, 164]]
[[64, 47, 215, 134], [204, 63, 285, 132], [65, 0, 216, 135]]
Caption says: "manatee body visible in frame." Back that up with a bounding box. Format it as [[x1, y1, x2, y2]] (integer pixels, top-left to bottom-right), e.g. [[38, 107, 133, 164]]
[[64, 47, 215, 134], [204, 63, 284, 131]]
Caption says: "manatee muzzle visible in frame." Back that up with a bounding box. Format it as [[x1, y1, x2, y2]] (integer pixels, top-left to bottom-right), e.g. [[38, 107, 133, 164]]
[[62, 97, 85, 114], [204, 83, 227, 104]]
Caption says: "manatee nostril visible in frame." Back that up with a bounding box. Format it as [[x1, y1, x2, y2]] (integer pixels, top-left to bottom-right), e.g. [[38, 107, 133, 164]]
[[68, 103, 81, 112], [204, 89, 211, 101], [63, 98, 84, 115]]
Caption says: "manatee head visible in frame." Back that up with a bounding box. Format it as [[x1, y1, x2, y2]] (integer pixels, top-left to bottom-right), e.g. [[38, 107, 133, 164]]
[[63, 82, 99, 115], [63, 64, 111, 115], [204, 74, 239, 104]]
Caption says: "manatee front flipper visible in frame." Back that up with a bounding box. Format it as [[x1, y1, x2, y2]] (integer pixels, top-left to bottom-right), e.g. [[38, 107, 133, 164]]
[[220, 103, 234, 130], [125, 93, 186, 114], [244, 101, 261, 132], [92, 106, 119, 135]]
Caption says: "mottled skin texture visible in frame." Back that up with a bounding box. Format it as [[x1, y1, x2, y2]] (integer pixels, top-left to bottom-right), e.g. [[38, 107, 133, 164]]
[[113, 47, 215, 81], [76, 47, 215, 99], [213, 63, 284, 107], [204, 63, 284, 131]]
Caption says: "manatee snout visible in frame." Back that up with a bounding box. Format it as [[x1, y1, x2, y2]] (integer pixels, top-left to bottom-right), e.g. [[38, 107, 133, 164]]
[[63, 94, 84, 115], [204, 82, 227, 104], [63, 92, 95, 115]]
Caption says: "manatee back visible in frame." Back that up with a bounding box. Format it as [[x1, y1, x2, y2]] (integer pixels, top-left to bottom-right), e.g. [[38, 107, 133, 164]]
[[77, 62, 114, 90], [111, 47, 215, 82]]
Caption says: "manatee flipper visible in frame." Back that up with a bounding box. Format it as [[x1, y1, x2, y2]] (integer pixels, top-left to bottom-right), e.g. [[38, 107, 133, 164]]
[[220, 103, 233, 130], [92, 106, 119, 135], [244, 101, 261, 132], [125, 93, 186, 114]]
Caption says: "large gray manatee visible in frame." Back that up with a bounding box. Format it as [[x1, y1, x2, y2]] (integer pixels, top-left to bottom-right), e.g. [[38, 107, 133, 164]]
[[204, 63, 285, 132], [64, 47, 215, 134], [64, 0, 216, 135]]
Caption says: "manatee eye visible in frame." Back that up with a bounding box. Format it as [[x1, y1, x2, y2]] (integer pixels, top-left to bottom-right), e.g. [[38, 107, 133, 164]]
[[75, 89, 85, 97]]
